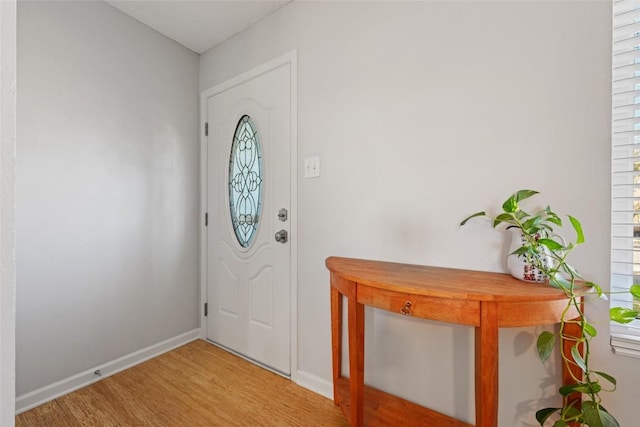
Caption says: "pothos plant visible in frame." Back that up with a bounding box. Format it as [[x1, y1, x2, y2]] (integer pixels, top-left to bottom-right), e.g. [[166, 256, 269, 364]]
[[460, 189, 640, 427]]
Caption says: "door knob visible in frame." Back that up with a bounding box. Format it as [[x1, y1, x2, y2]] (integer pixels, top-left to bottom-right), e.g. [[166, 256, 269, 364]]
[[275, 229, 288, 243]]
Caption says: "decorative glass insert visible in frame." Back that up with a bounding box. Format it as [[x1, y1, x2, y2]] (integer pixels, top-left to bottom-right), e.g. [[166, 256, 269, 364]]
[[229, 115, 263, 248]]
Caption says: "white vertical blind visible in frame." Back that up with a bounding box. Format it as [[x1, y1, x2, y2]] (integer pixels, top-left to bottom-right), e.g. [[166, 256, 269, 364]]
[[611, 0, 640, 355]]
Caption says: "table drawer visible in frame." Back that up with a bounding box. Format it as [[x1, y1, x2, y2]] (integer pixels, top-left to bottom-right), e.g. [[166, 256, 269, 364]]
[[357, 285, 480, 326]]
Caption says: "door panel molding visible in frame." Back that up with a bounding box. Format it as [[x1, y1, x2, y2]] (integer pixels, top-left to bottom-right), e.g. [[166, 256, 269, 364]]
[[199, 51, 297, 380]]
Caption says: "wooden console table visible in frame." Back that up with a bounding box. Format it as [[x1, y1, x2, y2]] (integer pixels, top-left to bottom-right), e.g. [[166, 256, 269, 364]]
[[326, 257, 582, 427]]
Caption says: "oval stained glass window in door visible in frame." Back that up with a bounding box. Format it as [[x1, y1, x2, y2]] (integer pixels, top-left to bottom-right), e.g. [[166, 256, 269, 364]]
[[228, 115, 263, 248]]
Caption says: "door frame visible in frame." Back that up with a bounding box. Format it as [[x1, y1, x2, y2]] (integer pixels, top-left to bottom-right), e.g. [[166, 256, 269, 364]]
[[199, 50, 298, 380]]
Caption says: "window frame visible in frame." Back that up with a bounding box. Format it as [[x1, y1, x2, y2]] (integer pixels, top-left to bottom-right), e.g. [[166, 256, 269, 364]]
[[611, 0, 640, 358]]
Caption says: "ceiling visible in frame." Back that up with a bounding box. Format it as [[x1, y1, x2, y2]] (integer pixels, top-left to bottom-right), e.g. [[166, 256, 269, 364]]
[[105, 0, 292, 54]]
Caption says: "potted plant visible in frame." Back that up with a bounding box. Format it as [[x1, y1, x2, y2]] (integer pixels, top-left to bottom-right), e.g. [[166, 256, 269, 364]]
[[460, 189, 640, 427]]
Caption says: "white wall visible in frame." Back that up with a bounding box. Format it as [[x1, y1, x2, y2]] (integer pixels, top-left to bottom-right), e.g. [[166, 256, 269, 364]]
[[200, 1, 628, 425], [16, 1, 200, 399], [0, 0, 17, 425]]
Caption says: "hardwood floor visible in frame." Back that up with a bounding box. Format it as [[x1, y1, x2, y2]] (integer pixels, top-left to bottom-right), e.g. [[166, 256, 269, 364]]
[[16, 340, 349, 426]]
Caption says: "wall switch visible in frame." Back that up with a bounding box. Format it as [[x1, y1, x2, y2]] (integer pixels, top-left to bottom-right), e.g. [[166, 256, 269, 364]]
[[304, 156, 320, 178]]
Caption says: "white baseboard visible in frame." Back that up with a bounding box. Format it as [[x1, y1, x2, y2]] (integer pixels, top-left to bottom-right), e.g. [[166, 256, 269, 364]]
[[294, 369, 333, 401], [15, 328, 200, 414]]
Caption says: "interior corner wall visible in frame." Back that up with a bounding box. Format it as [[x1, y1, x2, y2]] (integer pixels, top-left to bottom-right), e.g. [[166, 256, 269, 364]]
[[199, 1, 631, 425], [0, 0, 17, 425], [16, 1, 200, 398]]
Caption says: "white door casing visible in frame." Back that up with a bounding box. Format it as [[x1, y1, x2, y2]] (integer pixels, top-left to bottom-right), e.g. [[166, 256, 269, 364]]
[[201, 53, 297, 377]]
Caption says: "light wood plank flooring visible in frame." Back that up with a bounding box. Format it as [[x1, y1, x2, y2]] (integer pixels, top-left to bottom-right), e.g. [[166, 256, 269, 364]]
[[16, 340, 349, 426]]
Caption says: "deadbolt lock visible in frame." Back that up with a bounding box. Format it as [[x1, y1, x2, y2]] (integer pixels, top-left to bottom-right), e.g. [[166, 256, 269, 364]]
[[278, 208, 288, 222]]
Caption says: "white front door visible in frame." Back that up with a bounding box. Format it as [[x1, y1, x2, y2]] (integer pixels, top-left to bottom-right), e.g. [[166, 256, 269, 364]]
[[206, 63, 291, 375]]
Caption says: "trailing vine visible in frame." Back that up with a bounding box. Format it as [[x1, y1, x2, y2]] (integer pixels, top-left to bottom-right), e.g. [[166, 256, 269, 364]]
[[461, 190, 639, 427]]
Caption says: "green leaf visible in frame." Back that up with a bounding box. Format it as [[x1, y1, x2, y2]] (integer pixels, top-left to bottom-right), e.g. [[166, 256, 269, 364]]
[[630, 284, 640, 299], [593, 371, 617, 387], [559, 382, 601, 396], [547, 215, 563, 226], [553, 421, 570, 427], [558, 383, 580, 397], [515, 189, 539, 202], [583, 322, 597, 337], [599, 405, 614, 415], [493, 213, 515, 228], [610, 307, 638, 324], [539, 238, 565, 251], [545, 206, 562, 225], [510, 246, 532, 256], [583, 405, 620, 427], [459, 211, 486, 226], [502, 194, 518, 213], [563, 406, 583, 420], [584, 282, 604, 298], [583, 406, 602, 427], [537, 331, 556, 362], [522, 216, 543, 233], [569, 215, 585, 244], [600, 411, 620, 427], [571, 345, 587, 372], [536, 407, 560, 425], [587, 381, 602, 394]]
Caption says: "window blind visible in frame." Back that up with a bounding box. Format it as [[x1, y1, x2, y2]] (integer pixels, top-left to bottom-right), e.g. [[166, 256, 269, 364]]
[[611, 0, 640, 356]]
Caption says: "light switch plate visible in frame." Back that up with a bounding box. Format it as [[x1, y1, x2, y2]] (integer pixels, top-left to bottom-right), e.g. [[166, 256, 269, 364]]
[[304, 156, 320, 178]]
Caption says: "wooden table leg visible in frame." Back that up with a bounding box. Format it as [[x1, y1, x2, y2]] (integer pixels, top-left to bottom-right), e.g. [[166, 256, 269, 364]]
[[330, 285, 342, 404], [475, 301, 499, 427], [348, 292, 365, 427]]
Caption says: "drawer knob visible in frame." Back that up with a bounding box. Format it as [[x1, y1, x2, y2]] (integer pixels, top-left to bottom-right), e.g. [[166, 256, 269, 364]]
[[400, 301, 412, 316]]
